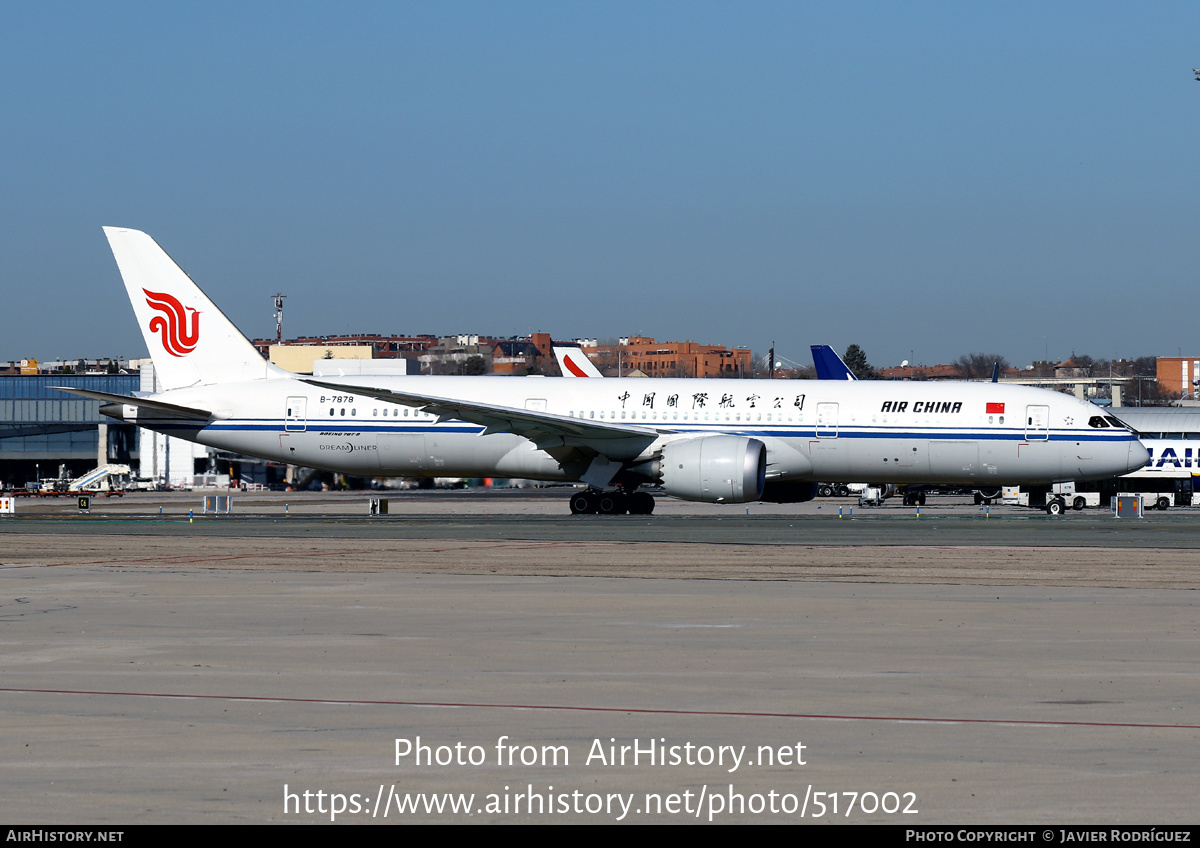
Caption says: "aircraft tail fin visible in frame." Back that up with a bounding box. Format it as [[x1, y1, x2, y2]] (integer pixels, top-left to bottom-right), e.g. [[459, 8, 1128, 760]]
[[554, 346, 603, 377], [103, 227, 288, 390], [810, 344, 857, 381]]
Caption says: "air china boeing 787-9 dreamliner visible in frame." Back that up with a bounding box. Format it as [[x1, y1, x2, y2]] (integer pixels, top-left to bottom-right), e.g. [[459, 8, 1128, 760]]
[[57, 228, 1148, 515]]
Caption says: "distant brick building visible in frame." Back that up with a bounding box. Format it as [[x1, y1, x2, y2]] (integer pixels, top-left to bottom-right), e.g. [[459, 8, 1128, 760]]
[[251, 333, 437, 360], [586, 337, 752, 378], [877, 363, 968, 380], [491, 333, 554, 375], [1156, 357, 1200, 398], [254, 329, 753, 378]]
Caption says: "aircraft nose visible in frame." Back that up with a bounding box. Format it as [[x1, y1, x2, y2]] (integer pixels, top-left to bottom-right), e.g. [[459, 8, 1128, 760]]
[[1127, 439, 1150, 474]]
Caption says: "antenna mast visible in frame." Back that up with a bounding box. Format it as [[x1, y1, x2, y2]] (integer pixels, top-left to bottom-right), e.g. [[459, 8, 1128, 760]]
[[272, 293, 286, 345]]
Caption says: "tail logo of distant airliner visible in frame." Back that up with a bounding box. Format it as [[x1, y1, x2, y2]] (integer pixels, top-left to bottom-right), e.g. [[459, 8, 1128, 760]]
[[562, 352, 590, 377], [143, 289, 201, 356]]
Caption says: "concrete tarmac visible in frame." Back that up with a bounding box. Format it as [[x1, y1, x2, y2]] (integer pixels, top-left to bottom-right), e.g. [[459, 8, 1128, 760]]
[[1, 490, 1198, 823]]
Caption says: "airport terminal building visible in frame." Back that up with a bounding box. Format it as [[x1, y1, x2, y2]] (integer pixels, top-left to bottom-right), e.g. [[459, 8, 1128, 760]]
[[0, 373, 138, 488], [1103, 406, 1200, 506], [0, 366, 213, 490]]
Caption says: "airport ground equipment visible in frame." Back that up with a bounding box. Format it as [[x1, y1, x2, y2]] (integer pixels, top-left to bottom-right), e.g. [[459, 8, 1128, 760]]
[[69, 464, 131, 491], [1113, 494, 1143, 518], [202, 495, 233, 514]]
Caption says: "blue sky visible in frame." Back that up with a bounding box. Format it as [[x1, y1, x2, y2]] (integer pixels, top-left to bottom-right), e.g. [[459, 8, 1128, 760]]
[[3, 2, 1198, 368]]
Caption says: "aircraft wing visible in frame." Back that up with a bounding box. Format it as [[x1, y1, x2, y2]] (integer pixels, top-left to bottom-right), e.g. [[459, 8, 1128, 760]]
[[304, 379, 672, 446], [52, 388, 213, 420]]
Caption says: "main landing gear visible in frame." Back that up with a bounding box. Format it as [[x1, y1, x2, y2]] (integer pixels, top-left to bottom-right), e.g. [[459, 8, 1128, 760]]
[[569, 488, 656, 515]]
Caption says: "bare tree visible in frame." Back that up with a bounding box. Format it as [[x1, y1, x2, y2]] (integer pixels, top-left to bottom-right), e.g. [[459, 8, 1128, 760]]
[[954, 352, 1010, 380], [661, 359, 695, 378], [588, 341, 623, 377]]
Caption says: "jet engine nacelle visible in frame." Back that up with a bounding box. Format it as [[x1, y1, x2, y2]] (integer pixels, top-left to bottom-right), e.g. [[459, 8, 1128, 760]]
[[658, 435, 766, 503]]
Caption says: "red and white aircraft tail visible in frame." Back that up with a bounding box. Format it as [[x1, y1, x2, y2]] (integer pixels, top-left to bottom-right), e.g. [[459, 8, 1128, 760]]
[[103, 227, 287, 390], [553, 346, 603, 378]]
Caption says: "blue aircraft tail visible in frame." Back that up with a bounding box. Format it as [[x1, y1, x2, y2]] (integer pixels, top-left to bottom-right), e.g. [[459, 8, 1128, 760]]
[[811, 345, 857, 381]]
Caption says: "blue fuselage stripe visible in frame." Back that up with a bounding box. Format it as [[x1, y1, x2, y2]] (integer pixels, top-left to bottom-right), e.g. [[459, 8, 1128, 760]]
[[190, 419, 1137, 443]]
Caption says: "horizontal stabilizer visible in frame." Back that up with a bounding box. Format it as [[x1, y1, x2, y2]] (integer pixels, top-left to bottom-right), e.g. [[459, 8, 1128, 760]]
[[52, 388, 212, 420]]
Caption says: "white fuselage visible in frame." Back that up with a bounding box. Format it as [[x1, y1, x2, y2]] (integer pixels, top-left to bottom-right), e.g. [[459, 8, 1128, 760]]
[[120, 374, 1148, 489]]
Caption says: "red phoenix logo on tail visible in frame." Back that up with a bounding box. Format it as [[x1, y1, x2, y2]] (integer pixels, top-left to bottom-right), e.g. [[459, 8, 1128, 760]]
[[143, 289, 201, 356]]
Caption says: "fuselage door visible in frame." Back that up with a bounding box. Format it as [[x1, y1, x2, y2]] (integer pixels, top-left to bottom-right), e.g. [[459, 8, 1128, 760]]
[[816, 402, 839, 438], [1025, 405, 1050, 441], [285, 396, 307, 432]]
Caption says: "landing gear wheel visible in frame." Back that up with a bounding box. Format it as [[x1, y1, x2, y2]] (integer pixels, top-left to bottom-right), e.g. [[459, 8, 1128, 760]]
[[569, 491, 598, 515], [918, 492, 926, 506], [1072, 496, 1086, 511], [628, 491, 655, 515], [598, 492, 628, 515], [818, 485, 833, 498], [1046, 497, 1065, 516]]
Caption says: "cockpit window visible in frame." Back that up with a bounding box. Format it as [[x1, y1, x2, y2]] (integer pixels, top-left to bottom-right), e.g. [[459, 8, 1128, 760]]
[[1104, 416, 1124, 429], [1088, 416, 1109, 428]]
